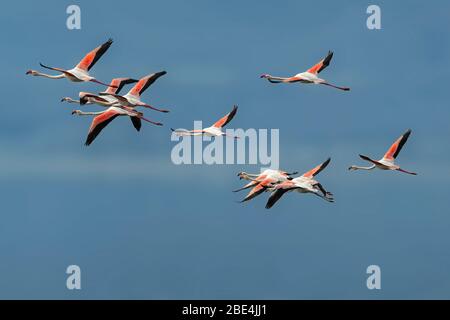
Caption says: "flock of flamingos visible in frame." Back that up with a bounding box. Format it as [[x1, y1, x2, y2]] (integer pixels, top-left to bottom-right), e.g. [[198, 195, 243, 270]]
[[26, 38, 417, 209]]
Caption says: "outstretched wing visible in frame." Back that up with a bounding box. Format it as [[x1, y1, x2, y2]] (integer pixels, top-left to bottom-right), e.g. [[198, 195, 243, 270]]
[[306, 51, 333, 74], [105, 78, 139, 94], [240, 182, 268, 203], [359, 154, 386, 167], [265, 188, 292, 209], [85, 109, 119, 146], [212, 105, 238, 128], [76, 38, 113, 71], [128, 71, 167, 97], [233, 181, 259, 193], [383, 129, 412, 160], [39, 63, 76, 77], [302, 158, 331, 178], [130, 116, 142, 132]]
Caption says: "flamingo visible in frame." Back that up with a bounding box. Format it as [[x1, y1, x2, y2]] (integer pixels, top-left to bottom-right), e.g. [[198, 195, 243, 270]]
[[99, 72, 169, 113], [260, 51, 350, 91], [348, 129, 417, 175], [171, 105, 239, 138], [72, 106, 162, 146], [235, 169, 298, 203], [26, 39, 115, 88], [265, 158, 334, 209], [61, 78, 138, 106]]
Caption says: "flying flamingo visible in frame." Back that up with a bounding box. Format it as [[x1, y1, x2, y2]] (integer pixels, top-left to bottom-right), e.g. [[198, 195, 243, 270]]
[[72, 106, 162, 146], [26, 39, 115, 88], [235, 169, 297, 203], [348, 129, 417, 175], [260, 51, 350, 91], [265, 158, 334, 209], [61, 78, 138, 106], [171, 105, 239, 138], [99, 72, 169, 113]]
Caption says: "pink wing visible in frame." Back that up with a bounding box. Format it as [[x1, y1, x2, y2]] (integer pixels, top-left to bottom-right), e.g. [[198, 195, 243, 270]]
[[127, 72, 167, 97], [212, 105, 238, 128], [76, 39, 113, 71], [85, 109, 120, 146], [302, 158, 331, 178], [104, 78, 139, 94], [306, 51, 333, 74], [383, 129, 412, 160]]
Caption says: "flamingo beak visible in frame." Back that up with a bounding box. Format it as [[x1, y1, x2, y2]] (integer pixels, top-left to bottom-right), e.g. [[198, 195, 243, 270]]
[[26, 70, 32, 75]]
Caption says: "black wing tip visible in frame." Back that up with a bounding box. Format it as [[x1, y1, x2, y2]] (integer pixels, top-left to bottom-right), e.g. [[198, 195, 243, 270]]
[[401, 129, 412, 141], [265, 199, 276, 209], [265, 201, 273, 209], [324, 51, 333, 61], [85, 133, 94, 146], [359, 154, 370, 160], [230, 105, 238, 115], [239, 196, 252, 203], [106, 38, 113, 44], [320, 157, 331, 171]]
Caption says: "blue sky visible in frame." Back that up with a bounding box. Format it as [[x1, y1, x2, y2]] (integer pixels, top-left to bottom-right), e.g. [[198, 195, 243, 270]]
[[0, 0, 449, 299]]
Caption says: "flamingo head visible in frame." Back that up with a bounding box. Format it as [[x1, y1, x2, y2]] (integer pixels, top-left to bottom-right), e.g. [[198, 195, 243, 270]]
[[237, 172, 248, 180], [260, 74, 270, 79], [348, 165, 358, 171], [71, 110, 82, 115], [26, 70, 38, 76], [61, 97, 71, 103]]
